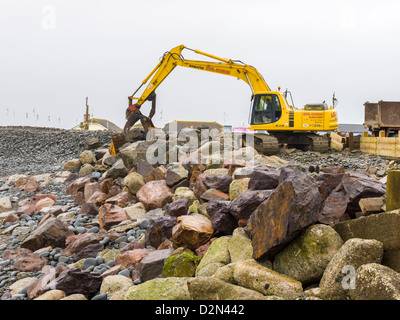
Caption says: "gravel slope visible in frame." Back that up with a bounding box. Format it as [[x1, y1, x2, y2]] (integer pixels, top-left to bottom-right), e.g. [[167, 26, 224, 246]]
[[0, 126, 113, 177]]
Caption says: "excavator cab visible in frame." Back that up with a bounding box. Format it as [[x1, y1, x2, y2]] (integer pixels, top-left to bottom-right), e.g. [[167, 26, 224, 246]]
[[251, 94, 282, 125]]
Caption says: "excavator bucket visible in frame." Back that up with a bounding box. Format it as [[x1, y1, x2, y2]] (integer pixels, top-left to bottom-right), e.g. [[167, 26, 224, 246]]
[[140, 116, 155, 134], [109, 133, 127, 156]]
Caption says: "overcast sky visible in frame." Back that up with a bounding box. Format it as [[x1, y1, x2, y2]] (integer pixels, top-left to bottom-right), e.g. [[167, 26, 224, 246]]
[[1, 0, 400, 130]]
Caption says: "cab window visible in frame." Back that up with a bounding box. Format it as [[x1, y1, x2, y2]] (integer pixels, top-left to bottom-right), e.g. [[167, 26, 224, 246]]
[[251, 94, 282, 125]]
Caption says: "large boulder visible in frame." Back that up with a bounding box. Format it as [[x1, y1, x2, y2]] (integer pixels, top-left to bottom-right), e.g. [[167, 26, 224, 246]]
[[272, 224, 344, 285], [137, 180, 173, 210], [21, 217, 71, 251], [79, 150, 96, 165], [334, 211, 400, 272], [246, 169, 322, 260], [65, 176, 94, 195], [139, 249, 174, 282], [119, 141, 149, 170], [104, 159, 128, 180], [79, 164, 94, 177], [114, 248, 152, 269], [248, 169, 280, 190], [125, 202, 147, 220], [145, 215, 177, 249], [228, 234, 253, 263], [26, 266, 102, 299], [123, 172, 145, 195], [228, 190, 271, 221], [319, 172, 386, 224], [187, 277, 265, 300], [100, 275, 133, 300], [171, 213, 214, 250], [229, 178, 250, 201], [172, 187, 197, 205], [233, 260, 303, 299], [165, 164, 188, 187], [12, 252, 48, 272], [162, 249, 201, 278], [124, 277, 192, 300], [195, 236, 230, 276], [63, 159, 82, 172], [63, 233, 105, 256], [319, 238, 384, 297], [0, 197, 13, 213], [105, 191, 135, 208], [166, 198, 189, 217], [317, 168, 345, 201], [98, 203, 130, 231], [193, 169, 229, 200], [349, 263, 400, 300], [202, 174, 233, 194], [136, 159, 155, 180], [206, 200, 238, 236]]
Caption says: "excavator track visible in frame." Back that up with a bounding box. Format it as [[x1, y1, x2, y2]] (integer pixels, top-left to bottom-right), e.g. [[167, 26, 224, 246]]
[[306, 133, 330, 152], [242, 133, 280, 155]]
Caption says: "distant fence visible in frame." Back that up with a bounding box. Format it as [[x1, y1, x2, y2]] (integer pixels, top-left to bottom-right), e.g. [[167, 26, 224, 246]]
[[360, 131, 400, 158]]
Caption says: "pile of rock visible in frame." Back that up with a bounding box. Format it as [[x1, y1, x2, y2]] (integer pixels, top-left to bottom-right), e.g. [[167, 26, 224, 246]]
[[0, 126, 113, 177], [1, 127, 399, 300]]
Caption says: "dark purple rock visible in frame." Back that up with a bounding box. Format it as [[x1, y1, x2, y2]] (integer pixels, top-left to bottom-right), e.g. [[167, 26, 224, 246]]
[[318, 171, 386, 224], [172, 179, 190, 192], [318, 184, 349, 224], [228, 190, 272, 220], [26, 265, 102, 299], [166, 170, 184, 187], [54, 267, 102, 299], [206, 200, 238, 236], [144, 215, 177, 248], [79, 202, 99, 216], [137, 159, 155, 179], [73, 243, 105, 262], [248, 170, 280, 190], [139, 249, 174, 282], [166, 198, 189, 217], [203, 174, 233, 194], [317, 171, 346, 201]]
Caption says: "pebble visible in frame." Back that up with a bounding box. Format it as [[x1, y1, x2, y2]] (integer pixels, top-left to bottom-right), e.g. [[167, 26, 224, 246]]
[[87, 227, 100, 233], [0, 260, 11, 267], [91, 292, 108, 300], [76, 226, 86, 234], [140, 220, 150, 229], [118, 269, 130, 277], [39, 252, 50, 258], [92, 172, 102, 180], [95, 256, 105, 265], [115, 236, 128, 243], [82, 258, 97, 270], [58, 255, 70, 264]]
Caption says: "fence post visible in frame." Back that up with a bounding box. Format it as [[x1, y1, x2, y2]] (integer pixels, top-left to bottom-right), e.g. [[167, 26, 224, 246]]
[[386, 170, 400, 211], [348, 132, 354, 151]]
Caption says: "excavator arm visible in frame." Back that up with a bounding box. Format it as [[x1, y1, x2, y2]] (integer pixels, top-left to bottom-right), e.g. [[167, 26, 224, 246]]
[[124, 45, 272, 133]]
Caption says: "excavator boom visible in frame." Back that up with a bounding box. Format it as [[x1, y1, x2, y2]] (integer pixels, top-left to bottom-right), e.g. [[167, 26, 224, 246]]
[[129, 45, 271, 108], [118, 45, 338, 156]]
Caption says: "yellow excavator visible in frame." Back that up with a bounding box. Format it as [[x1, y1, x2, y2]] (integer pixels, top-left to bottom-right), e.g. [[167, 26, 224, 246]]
[[114, 45, 338, 155]]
